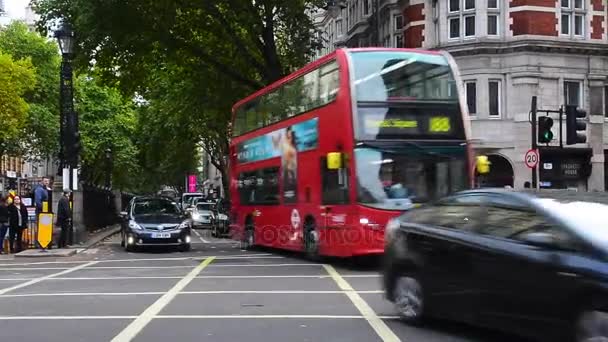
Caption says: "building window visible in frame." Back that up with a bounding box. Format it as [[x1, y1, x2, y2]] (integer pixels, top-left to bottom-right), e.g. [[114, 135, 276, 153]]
[[564, 81, 582, 106], [464, 15, 476, 37], [487, 15, 498, 35], [465, 81, 477, 115], [449, 0, 460, 12], [363, 0, 369, 15], [394, 14, 403, 31], [394, 34, 404, 48], [489, 80, 501, 117], [449, 17, 461, 38], [561, 0, 585, 37], [336, 19, 343, 36], [488, 0, 498, 9], [448, 0, 476, 40], [604, 86, 608, 117]]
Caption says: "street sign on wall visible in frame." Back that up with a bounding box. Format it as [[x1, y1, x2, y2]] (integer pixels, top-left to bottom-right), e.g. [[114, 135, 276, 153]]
[[525, 149, 539, 169]]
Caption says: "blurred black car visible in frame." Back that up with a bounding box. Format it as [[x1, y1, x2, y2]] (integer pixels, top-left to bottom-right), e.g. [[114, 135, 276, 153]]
[[120, 196, 192, 252], [383, 189, 608, 342]]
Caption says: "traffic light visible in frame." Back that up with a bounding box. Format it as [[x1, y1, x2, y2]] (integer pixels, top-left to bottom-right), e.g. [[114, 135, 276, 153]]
[[537, 116, 554, 143], [565, 105, 587, 145]]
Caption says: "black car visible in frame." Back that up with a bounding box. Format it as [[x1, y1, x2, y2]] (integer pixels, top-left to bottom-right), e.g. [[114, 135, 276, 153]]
[[383, 189, 608, 342], [120, 196, 192, 252]]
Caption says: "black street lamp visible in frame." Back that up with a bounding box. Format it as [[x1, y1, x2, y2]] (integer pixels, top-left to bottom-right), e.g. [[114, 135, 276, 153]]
[[54, 22, 80, 173], [55, 22, 79, 246]]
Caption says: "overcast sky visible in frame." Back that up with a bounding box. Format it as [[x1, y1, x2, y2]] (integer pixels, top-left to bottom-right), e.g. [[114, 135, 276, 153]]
[[5, 0, 30, 19]]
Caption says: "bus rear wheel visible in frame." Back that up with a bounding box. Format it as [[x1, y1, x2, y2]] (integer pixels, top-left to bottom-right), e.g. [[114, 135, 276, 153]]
[[304, 219, 320, 261]]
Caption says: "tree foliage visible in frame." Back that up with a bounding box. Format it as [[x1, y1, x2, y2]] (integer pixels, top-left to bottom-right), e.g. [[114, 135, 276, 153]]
[[0, 21, 61, 159], [0, 52, 36, 156], [74, 75, 140, 190], [32, 0, 326, 194]]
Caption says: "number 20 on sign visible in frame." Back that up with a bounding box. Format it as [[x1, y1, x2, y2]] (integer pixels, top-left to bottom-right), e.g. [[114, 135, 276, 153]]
[[525, 149, 539, 169]]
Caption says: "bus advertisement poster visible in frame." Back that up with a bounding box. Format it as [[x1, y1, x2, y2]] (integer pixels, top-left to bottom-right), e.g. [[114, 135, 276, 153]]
[[236, 118, 319, 203], [236, 118, 319, 164]]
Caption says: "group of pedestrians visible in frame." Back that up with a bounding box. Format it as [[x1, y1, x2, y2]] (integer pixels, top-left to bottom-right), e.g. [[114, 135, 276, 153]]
[[0, 177, 72, 254], [0, 195, 29, 254]]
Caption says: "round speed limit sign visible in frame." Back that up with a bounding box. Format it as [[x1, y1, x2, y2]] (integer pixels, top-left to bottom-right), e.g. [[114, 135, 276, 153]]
[[524, 149, 539, 169]]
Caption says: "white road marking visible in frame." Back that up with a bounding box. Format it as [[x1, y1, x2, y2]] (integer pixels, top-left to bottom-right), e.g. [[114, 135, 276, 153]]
[[0, 316, 138, 320], [0, 267, 72, 271], [179, 290, 383, 294], [206, 263, 319, 267], [157, 315, 402, 319], [86, 266, 195, 269], [0, 315, 402, 320], [110, 256, 216, 342], [0, 292, 165, 297], [0, 261, 89, 267], [0, 261, 99, 296], [324, 264, 401, 342], [50, 276, 184, 280], [0, 290, 383, 298], [193, 229, 209, 243]]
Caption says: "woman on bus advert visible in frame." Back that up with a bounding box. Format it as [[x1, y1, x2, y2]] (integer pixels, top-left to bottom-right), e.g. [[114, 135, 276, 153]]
[[273, 126, 298, 203]]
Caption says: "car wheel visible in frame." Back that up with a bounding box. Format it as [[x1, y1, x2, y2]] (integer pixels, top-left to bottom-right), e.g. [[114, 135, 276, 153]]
[[393, 275, 424, 324], [179, 244, 191, 252], [576, 310, 608, 342], [125, 243, 134, 253]]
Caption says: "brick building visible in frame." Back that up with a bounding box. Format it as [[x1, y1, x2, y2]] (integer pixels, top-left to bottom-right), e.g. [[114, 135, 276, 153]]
[[314, 0, 608, 191]]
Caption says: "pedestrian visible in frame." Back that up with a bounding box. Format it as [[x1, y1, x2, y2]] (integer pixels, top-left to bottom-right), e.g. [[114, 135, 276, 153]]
[[34, 177, 50, 217], [0, 197, 8, 254], [34, 177, 51, 249], [8, 196, 28, 254], [56, 189, 71, 248]]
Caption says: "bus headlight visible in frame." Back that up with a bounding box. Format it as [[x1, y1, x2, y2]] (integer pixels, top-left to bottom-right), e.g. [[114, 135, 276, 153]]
[[385, 218, 401, 243]]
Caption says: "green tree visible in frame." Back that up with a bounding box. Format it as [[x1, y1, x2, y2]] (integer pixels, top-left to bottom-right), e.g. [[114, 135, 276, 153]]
[[32, 0, 327, 194], [74, 75, 140, 190], [0, 52, 36, 156], [0, 22, 61, 159]]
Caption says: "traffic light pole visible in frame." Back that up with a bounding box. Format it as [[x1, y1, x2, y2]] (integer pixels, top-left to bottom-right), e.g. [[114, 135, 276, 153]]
[[559, 106, 563, 149]]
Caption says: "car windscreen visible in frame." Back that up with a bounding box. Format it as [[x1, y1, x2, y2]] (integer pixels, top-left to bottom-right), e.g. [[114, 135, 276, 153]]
[[133, 199, 180, 216], [196, 203, 215, 211]]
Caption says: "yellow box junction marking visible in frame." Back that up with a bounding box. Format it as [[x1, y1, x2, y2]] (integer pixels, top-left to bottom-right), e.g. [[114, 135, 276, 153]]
[[111, 257, 216, 342], [323, 264, 401, 342]]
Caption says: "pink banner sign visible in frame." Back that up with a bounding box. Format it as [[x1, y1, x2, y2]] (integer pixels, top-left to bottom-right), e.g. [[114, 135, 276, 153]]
[[188, 175, 197, 192]]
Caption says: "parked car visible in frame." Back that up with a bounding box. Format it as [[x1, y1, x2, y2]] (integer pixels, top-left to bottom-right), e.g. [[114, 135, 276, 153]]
[[383, 189, 608, 342], [120, 196, 192, 252]]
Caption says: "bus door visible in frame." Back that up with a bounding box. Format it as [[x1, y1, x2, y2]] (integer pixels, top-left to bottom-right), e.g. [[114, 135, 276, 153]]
[[320, 155, 350, 250]]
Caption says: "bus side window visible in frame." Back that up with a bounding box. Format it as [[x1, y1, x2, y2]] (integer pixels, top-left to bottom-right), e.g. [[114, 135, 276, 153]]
[[321, 157, 349, 205]]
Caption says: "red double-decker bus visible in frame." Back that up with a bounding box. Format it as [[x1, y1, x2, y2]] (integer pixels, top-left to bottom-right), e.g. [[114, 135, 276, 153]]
[[229, 48, 474, 258]]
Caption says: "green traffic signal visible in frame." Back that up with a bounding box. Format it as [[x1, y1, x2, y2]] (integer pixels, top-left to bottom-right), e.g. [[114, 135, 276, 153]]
[[538, 116, 554, 143]]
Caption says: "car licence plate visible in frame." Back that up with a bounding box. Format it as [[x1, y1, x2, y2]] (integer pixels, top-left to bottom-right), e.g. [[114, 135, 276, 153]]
[[151, 233, 171, 239]]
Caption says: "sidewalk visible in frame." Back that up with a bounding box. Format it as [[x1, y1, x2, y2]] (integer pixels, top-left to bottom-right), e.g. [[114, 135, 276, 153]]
[[13, 224, 120, 258]]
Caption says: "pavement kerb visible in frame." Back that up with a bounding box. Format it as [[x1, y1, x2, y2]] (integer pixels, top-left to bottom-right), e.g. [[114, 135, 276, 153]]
[[13, 225, 120, 258]]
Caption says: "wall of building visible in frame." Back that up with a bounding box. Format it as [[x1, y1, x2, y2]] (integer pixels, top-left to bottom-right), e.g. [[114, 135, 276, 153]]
[[314, 0, 608, 191]]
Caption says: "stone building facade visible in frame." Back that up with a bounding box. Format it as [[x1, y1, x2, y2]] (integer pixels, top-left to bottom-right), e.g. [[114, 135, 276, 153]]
[[314, 0, 608, 191]]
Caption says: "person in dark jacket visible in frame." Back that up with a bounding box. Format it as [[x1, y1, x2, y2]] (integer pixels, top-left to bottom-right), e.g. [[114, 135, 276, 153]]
[[0, 197, 9, 254], [8, 196, 28, 253], [56, 189, 71, 248]]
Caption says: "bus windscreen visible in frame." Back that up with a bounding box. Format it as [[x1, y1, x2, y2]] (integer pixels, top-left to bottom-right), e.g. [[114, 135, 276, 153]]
[[349, 51, 465, 140]]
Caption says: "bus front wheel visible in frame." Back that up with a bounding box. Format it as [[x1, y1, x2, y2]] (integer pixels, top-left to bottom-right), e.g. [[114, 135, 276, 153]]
[[304, 219, 320, 261]]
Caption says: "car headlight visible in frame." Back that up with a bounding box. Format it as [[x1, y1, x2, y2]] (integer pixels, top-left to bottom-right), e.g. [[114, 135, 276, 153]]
[[384, 218, 401, 243], [129, 221, 143, 230]]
